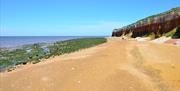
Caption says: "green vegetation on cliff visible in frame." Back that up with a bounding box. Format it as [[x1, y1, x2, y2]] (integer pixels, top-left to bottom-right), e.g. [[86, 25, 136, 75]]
[[163, 27, 178, 37], [142, 26, 180, 39]]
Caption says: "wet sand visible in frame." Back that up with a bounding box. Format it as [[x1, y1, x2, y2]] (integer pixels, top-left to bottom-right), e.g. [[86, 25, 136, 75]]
[[0, 38, 180, 91]]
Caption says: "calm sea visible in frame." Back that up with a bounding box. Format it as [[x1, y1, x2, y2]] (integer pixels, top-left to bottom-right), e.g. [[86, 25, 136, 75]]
[[0, 36, 102, 48]]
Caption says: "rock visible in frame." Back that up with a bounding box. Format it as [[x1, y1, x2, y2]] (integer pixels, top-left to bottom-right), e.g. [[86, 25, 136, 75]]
[[152, 37, 171, 43]]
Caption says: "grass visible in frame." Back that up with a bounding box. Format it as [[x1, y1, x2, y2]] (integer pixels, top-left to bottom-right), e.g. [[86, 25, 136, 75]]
[[143, 32, 156, 39], [142, 27, 179, 39], [163, 27, 178, 37], [0, 38, 107, 72]]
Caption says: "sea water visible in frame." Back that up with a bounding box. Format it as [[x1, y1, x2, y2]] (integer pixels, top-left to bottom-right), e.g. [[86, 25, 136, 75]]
[[0, 36, 100, 48]]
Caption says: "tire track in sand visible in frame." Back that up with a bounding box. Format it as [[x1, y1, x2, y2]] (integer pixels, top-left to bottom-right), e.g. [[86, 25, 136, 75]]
[[128, 42, 170, 91]]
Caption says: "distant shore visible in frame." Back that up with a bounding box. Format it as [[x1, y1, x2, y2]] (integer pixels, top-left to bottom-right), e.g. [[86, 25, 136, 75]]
[[0, 36, 106, 48]]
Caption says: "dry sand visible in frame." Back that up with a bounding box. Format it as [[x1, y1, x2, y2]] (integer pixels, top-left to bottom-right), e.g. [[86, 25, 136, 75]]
[[0, 38, 180, 91]]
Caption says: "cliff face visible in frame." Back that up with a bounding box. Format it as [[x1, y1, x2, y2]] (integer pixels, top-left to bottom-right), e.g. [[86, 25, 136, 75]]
[[112, 7, 180, 38]]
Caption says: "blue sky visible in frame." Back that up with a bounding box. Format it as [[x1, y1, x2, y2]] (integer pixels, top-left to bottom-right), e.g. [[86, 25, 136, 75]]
[[0, 0, 180, 36]]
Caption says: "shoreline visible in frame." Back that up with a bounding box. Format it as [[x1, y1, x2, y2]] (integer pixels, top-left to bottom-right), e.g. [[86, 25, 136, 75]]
[[0, 41, 107, 74], [1, 38, 179, 91], [0, 38, 107, 72], [1, 37, 179, 72]]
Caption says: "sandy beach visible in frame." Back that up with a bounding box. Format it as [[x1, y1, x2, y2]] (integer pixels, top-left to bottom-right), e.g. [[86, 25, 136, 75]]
[[0, 38, 180, 91]]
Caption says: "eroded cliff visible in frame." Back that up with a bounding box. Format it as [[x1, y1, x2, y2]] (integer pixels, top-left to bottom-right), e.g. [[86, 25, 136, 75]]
[[112, 7, 180, 38]]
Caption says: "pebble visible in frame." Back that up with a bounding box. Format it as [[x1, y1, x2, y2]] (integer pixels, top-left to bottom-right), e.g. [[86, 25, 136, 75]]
[[77, 80, 81, 83], [71, 67, 75, 70]]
